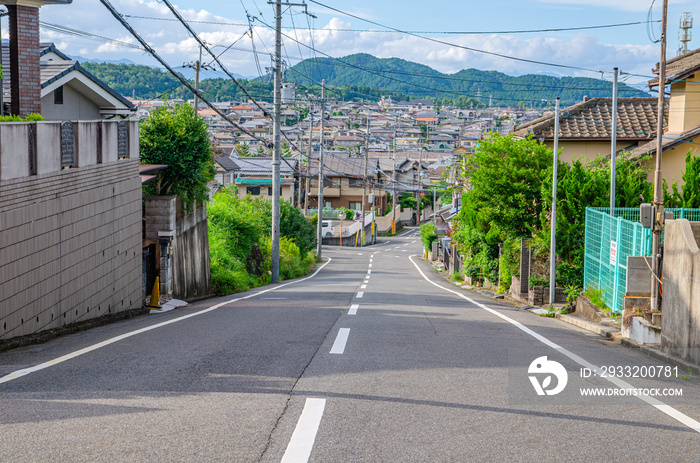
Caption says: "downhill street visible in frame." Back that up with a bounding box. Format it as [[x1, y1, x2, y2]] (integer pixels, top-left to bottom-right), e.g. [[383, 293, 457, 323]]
[[1, 229, 699, 462]]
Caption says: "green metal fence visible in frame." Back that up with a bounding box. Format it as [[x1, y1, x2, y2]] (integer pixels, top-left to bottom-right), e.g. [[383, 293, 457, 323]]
[[584, 207, 700, 313], [589, 207, 700, 222]]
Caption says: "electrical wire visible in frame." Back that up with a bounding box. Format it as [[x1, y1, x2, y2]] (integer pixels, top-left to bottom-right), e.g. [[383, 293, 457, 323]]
[[160, 0, 271, 118], [98, 0, 267, 145], [121, 14, 655, 36]]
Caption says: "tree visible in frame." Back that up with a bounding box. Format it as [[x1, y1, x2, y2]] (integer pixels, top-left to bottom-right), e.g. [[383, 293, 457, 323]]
[[464, 134, 552, 237], [665, 151, 700, 208], [140, 104, 215, 208], [236, 143, 253, 157]]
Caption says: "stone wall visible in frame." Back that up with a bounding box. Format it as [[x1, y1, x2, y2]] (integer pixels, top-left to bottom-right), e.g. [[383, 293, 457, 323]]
[[660, 219, 700, 364], [0, 120, 141, 340]]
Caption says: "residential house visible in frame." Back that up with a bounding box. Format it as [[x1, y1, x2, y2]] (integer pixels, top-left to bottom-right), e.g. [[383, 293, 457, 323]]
[[213, 151, 239, 191], [0, 1, 143, 340], [2, 43, 135, 119], [232, 156, 297, 203], [307, 153, 387, 214], [513, 97, 662, 165], [631, 47, 700, 184]]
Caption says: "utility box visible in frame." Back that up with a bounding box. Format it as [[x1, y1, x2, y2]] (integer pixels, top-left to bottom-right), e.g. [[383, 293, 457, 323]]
[[640, 203, 654, 228]]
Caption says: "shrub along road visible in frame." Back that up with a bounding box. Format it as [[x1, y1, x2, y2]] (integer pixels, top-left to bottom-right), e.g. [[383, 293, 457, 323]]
[[0, 230, 699, 461]]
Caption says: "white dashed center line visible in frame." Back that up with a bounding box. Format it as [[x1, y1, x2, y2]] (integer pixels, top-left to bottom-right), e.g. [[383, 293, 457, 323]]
[[280, 398, 326, 463], [348, 304, 359, 315], [329, 328, 350, 354]]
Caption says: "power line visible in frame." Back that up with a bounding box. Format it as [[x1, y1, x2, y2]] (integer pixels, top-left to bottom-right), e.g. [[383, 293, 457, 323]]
[[160, 0, 271, 118], [39, 19, 647, 98], [98, 0, 267, 145], [121, 14, 655, 35]]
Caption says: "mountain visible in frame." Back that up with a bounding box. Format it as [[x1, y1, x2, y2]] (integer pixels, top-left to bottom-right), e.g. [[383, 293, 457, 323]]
[[74, 56, 138, 66], [79, 53, 650, 106], [284, 53, 650, 107]]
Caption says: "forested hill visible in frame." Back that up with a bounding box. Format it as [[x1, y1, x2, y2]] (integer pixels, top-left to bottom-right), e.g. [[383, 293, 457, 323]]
[[285, 54, 649, 107], [82, 54, 649, 107]]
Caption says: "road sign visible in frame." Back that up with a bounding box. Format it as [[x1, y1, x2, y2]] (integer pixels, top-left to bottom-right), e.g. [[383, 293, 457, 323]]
[[358, 216, 364, 223]]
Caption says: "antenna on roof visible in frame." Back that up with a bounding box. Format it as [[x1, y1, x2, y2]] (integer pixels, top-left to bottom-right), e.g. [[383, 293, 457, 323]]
[[678, 12, 693, 56]]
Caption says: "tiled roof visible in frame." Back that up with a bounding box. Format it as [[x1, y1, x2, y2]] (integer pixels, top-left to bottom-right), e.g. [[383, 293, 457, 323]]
[[233, 157, 297, 174], [309, 154, 379, 178], [215, 155, 240, 172], [514, 97, 664, 141], [630, 124, 700, 158], [2, 43, 135, 111], [649, 47, 700, 87]]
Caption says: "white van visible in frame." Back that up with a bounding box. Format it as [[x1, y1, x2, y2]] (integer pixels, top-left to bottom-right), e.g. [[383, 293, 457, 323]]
[[321, 220, 334, 237]]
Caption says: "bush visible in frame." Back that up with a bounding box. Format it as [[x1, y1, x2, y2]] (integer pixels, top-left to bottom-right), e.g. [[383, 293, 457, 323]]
[[499, 238, 520, 291], [208, 188, 317, 295], [140, 104, 215, 209], [419, 222, 438, 252], [0, 113, 43, 122], [529, 274, 548, 289], [280, 201, 317, 255]]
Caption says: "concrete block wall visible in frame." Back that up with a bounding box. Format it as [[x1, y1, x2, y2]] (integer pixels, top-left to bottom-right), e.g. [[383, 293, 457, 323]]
[[0, 120, 142, 341], [172, 200, 211, 301], [144, 195, 177, 297], [661, 219, 700, 364]]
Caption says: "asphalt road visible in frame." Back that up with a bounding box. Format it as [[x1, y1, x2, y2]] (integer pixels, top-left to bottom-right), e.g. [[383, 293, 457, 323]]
[[1, 228, 699, 462]]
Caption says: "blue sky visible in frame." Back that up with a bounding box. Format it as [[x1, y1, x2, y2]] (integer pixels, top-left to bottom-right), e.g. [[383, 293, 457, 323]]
[[16, 0, 700, 90]]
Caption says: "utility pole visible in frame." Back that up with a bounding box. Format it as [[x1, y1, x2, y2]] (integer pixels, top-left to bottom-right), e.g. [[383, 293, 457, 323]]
[[610, 67, 619, 216], [392, 117, 398, 234], [549, 98, 560, 306], [183, 43, 213, 112], [0, 10, 4, 117], [304, 112, 313, 215], [433, 187, 437, 226], [362, 115, 369, 244], [417, 148, 422, 225], [652, 0, 669, 310], [270, 0, 282, 283], [316, 80, 326, 257]]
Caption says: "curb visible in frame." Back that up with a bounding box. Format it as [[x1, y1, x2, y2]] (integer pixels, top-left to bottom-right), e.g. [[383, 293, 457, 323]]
[[555, 313, 620, 339], [620, 337, 699, 375], [0, 307, 149, 354]]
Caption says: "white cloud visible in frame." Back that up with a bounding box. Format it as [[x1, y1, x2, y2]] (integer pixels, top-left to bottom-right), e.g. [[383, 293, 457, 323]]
[[35, 2, 659, 87]]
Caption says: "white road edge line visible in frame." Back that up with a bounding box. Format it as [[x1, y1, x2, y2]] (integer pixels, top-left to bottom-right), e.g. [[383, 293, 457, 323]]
[[280, 398, 326, 463], [0, 258, 334, 385], [408, 255, 700, 434], [348, 304, 359, 315], [330, 328, 351, 354]]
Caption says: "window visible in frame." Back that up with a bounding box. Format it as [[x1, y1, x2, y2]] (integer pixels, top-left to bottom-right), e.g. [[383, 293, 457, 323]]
[[268, 187, 272, 196], [54, 85, 64, 105], [349, 178, 363, 187], [349, 201, 361, 211], [247, 186, 260, 195], [323, 201, 332, 209]]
